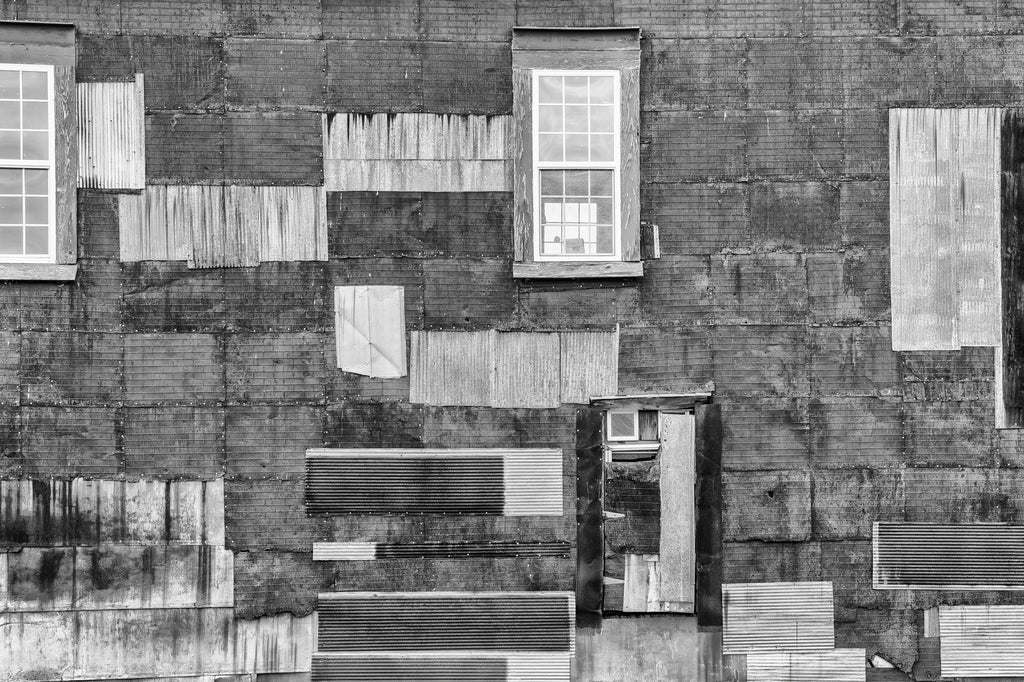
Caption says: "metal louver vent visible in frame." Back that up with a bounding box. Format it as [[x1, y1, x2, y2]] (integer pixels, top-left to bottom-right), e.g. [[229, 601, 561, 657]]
[[722, 582, 834, 655], [316, 592, 575, 654], [873, 523, 1024, 589]]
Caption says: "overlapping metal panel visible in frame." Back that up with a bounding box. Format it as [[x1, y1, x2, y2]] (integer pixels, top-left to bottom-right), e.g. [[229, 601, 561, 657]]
[[409, 330, 495, 406], [310, 653, 571, 681], [558, 331, 619, 404], [312, 541, 571, 561], [722, 582, 835, 654], [890, 107, 1002, 351], [316, 592, 575, 653], [323, 113, 512, 191], [305, 449, 562, 516], [745, 649, 867, 682], [873, 522, 1024, 590], [335, 285, 407, 378], [939, 605, 1024, 677], [78, 76, 146, 189]]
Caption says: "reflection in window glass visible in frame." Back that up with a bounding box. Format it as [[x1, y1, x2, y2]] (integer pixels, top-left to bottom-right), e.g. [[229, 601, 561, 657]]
[[540, 169, 614, 256], [535, 74, 616, 163]]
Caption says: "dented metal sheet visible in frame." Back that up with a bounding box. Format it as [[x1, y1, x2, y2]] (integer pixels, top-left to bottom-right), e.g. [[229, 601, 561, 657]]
[[559, 331, 618, 403], [890, 107, 1002, 351], [304, 448, 562, 516], [722, 582, 835, 655], [873, 522, 1024, 590], [745, 649, 867, 682], [0, 609, 314, 680], [335, 285, 407, 378], [939, 605, 1024, 677], [323, 113, 512, 191], [316, 591, 575, 653], [660, 413, 696, 609], [118, 185, 328, 266], [77, 75, 146, 189], [0, 478, 225, 546]]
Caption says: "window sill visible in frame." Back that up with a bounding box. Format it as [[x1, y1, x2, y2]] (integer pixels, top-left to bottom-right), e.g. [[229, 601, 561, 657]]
[[0, 263, 78, 281], [512, 261, 644, 279]]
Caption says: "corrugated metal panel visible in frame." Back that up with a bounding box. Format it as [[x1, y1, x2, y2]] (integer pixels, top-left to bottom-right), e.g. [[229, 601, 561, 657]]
[[410, 331, 495, 406], [660, 413, 696, 609], [316, 592, 575, 653], [939, 605, 1024, 677], [559, 331, 618, 404], [335, 286, 406, 378], [890, 107, 1002, 351], [506, 654, 572, 681], [0, 478, 224, 546], [118, 185, 328, 266], [873, 522, 1024, 590], [745, 649, 866, 682], [305, 449, 563, 516], [722, 582, 835, 655], [311, 654, 507, 681], [323, 113, 511, 191], [77, 75, 145, 189], [313, 541, 571, 561], [493, 333, 560, 408]]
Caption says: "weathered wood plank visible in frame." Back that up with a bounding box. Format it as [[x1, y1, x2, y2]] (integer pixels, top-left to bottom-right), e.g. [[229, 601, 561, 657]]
[[659, 413, 696, 608], [512, 261, 643, 279], [54, 65, 76, 264], [512, 68, 533, 261], [620, 66, 641, 261], [0, 263, 77, 280]]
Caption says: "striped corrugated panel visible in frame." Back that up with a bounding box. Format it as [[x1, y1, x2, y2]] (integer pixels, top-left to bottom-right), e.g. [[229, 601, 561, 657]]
[[722, 582, 835, 654], [311, 653, 570, 681], [305, 449, 562, 516], [77, 76, 145, 189], [873, 523, 1024, 590], [940, 605, 1024, 676], [316, 592, 575, 653], [313, 541, 571, 561], [746, 650, 867, 682]]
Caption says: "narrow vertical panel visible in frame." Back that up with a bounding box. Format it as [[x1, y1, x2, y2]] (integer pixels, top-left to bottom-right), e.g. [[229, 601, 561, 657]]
[[409, 331, 495, 406], [492, 332, 560, 408], [620, 66, 641, 261], [695, 403, 723, 628], [512, 67, 533, 261], [722, 582, 835, 654], [77, 76, 145, 189], [939, 605, 1024, 677], [890, 108, 958, 350], [0, 551, 7, 610], [559, 331, 618, 403], [660, 413, 696, 609], [1001, 110, 1024, 427], [54, 65, 76, 264], [955, 107, 1002, 346], [335, 285, 407, 378], [575, 408, 604, 615], [622, 554, 650, 612]]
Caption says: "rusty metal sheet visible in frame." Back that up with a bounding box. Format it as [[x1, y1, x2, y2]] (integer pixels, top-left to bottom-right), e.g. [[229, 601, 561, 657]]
[[745, 650, 866, 682], [559, 330, 618, 404], [335, 285, 406, 378], [939, 605, 1024, 677], [77, 75, 145, 189], [722, 582, 834, 655]]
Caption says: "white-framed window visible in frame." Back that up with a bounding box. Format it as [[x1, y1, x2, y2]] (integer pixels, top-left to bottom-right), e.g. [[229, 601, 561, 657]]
[[606, 408, 639, 441], [0, 63, 54, 263], [532, 70, 620, 261]]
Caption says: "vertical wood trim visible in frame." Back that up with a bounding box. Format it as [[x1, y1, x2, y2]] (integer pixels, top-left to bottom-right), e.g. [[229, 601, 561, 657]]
[[620, 67, 640, 262], [512, 67, 533, 262], [54, 65, 76, 264], [659, 413, 696, 608]]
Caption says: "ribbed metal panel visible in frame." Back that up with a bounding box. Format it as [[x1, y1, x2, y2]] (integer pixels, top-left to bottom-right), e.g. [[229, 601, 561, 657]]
[[316, 592, 575, 653], [939, 605, 1024, 676], [312, 654, 506, 681], [305, 449, 563, 516], [492, 333, 560, 409], [558, 331, 618, 404], [722, 582, 834, 654], [313, 541, 571, 561], [746, 649, 867, 682], [873, 522, 1024, 590], [506, 654, 572, 681], [409, 331, 495, 407], [77, 76, 145, 189]]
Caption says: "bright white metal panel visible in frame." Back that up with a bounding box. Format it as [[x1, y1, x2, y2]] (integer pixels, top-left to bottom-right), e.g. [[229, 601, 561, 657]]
[[722, 582, 835, 654], [312, 542, 378, 561], [335, 285, 407, 378], [502, 449, 563, 516], [506, 654, 572, 681], [940, 605, 1024, 677], [746, 649, 867, 682], [77, 75, 145, 189]]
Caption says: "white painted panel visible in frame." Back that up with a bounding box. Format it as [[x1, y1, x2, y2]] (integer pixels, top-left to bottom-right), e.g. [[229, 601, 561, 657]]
[[313, 542, 378, 561], [940, 605, 1024, 677], [335, 285, 407, 378], [503, 449, 563, 516], [746, 649, 866, 682], [723, 582, 834, 655]]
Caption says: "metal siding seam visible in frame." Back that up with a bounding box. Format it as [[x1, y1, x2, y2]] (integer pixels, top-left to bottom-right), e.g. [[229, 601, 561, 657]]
[[939, 605, 1024, 676], [745, 650, 866, 682], [722, 582, 835, 655]]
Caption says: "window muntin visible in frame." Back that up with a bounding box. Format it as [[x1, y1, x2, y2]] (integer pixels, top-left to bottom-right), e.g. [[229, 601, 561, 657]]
[[0, 64, 54, 263], [532, 70, 620, 261]]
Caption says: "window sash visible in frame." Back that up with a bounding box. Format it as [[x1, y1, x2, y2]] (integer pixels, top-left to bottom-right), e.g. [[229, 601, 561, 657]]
[[531, 69, 621, 262]]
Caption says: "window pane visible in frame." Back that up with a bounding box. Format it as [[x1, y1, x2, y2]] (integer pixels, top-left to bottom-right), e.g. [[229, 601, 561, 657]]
[[590, 169, 614, 196], [21, 71, 47, 100], [564, 134, 589, 162], [0, 224, 19, 253], [22, 102, 47, 130], [23, 224, 47, 254], [540, 169, 563, 196], [564, 170, 589, 195], [0, 131, 18, 158], [590, 76, 614, 104], [590, 134, 614, 162], [537, 134, 563, 162], [565, 105, 588, 133], [538, 105, 562, 133], [540, 170, 616, 257], [24, 169, 46, 194], [0, 195, 22, 223], [22, 131, 47, 160], [25, 196, 46, 224], [537, 75, 562, 104], [564, 76, 588, 103], [596, 224, 614, 253], [594, 197, 613, 223], [0, 101, 18, 128], [590, 105, 614, 133], [0, 71, 18, 99], [0, 168, 19, 193]]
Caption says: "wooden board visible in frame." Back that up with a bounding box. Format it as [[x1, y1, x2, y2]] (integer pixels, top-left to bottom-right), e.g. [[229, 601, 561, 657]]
[[660, 413, 696, 608]]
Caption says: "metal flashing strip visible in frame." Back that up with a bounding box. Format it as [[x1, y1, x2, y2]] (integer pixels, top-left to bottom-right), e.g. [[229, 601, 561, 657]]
[[722, 582, 835, 655]]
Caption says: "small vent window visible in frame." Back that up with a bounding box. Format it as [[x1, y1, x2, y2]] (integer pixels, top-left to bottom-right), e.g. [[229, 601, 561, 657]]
[[605, 409, 659, 460]]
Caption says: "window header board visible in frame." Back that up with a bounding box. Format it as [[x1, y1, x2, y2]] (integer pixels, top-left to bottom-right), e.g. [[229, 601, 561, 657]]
[[0, 22, 74, 66]]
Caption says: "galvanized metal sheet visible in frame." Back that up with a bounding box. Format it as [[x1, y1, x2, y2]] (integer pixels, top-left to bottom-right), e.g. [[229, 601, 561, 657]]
[[310, 653, 570, 682], [890, 107, 1002, 351], [559, 331, 618, 404], [745, 649, 866, 682], [335, 285, 406, 378], [312, 541, 570, 561], [939, 605, 1024, 677], [77, 75, 146, 189], [492, 332, 560, 408], [660, 412, 696, 609], [316, 592, 575, 653], [323, 113, 511, 191], [873, 522, 1024, 590], [409, 330, 495, 406], [305, 448, 563, 516], [722, 582, 835, 654]]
